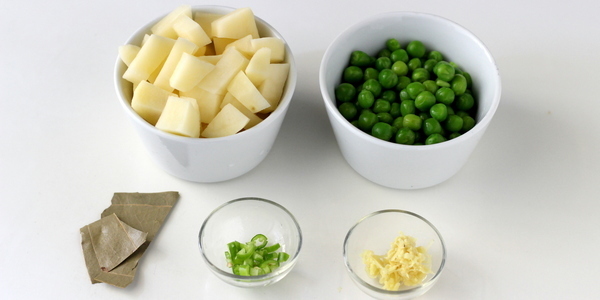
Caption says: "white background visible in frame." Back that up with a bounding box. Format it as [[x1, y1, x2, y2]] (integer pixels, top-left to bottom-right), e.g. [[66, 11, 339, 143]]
[[2, 0, 599, 299]]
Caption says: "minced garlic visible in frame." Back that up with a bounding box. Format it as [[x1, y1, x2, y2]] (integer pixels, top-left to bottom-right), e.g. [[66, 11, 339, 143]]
[[361, 232, 431, 291]]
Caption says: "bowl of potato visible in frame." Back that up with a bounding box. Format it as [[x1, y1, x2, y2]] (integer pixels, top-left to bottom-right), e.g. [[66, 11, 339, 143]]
[[115, 5, 297, 182]]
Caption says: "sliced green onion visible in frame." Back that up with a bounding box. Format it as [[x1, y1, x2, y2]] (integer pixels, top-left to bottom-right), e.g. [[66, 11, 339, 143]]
[[251, 234, 268, 249], [225, 234, 289, 276], [263, 243, 281, 253]]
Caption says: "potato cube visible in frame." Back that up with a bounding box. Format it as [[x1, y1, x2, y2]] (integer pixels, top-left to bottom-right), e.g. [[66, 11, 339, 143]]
[[245, 47, 271, 86], [131, 81, 174, 125], [258, 63, 290, 113], [224, 35, 254, 57], [123, 34, 175, 85], [227, 71, 271, 113], [154, 37, 198, 92], [194, 12, 223, 39], [118, 44, 140, 66], [155, 96, 201, 138], [202, 104, 249, 138], [179, 86, 224, 124], [170, 53, 216, 92], [151, 5, 192, 39], [172, 15, 211, 48], [196, 47, 249, 95], [211, 7, 259, 39], [221, 93, 263, 129], [196, 54, 222, 65], [212, 37, 237, 55], [251, 38, 285, 63]]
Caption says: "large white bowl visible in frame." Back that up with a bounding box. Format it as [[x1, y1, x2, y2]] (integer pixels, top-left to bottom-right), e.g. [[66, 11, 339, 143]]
[[319, 12, 501, 189], [115, 6, 297, 182]]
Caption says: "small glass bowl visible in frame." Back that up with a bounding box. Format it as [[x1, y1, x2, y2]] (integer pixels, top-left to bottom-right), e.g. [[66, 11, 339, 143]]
[[343, 210, 446, 299], [198, 197, 302, 287]]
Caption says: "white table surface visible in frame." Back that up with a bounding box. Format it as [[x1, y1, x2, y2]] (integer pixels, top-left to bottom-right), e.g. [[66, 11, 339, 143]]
[[2, 0, 599, 299]]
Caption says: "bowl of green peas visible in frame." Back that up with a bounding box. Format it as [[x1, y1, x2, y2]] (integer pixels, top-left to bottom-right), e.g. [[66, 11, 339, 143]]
[[319, 12, 501, 189]]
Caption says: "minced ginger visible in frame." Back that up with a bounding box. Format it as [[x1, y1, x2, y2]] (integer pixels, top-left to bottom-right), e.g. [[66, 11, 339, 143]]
[[361, 232, 432, 291]]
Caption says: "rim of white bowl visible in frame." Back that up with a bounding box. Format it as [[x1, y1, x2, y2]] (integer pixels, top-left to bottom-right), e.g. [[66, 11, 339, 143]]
[[343, 209, 447, 295], [319, 11, 501, 151], [114, 5, 297, 143], [198, 197, 303, 281]]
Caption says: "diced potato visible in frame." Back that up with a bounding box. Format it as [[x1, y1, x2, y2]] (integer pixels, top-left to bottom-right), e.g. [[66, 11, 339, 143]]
[[224, 35, 253, 57], [258, 63, 290, 113], [212, 37, 237, 55], [179, 86, 224, 124], [153, 37, 198, 92], [119, 44, 140, 66], [123, 34, 175, 85], [221, 93, 263, 129], [172, 15, 211, 48], [227, 71, 271, 113], [151, 5, 192, 39], [245, 47, 271, 86], [202, 104, 249, 138], [131, 81, 174, 125], [211, 7, 259, 39], [170, 53, 215, 92], [196, 47, 249, 95], [155, 96, 201, 138], [251, 38, 285, 63], [194, 12, 223, 39]]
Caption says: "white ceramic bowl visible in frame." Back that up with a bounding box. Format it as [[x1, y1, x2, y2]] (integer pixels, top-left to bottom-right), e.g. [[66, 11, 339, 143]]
[[320, 12, 501, 189], [115, 6, 297, 182], [343, 210, 446, 299], [198, 197, 302, 287]]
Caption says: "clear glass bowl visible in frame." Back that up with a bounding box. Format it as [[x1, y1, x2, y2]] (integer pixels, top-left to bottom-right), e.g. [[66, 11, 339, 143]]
[[198, 197, 302, 287], [343, 210, 446, 299]]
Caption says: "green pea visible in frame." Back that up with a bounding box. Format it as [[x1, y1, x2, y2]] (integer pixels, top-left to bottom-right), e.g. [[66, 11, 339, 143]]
[[436, 79, 450, 87], [411, 68, 430, 82], [406, 82, 425, 99], [444, 114, 464, 132], [390, 102, 401, 118], [419, 112, 429, 121], [406, 40, 426, 58], [357, 90, 375, 109], [391, 61, 408, 76], [451, 74, 467, 95], [343, 66, 363, 84], [449, 132, 461, 139], [362, 79, 382, 97], [386, 38, 401, 52], [350, 50, 374, 67], [375, 57, 392, 71], [373, 99, 391, 113], [357, 111, 378, 132], [423, 118, 442, 136], [400, 100, 416, 116], [335, 83, 356, 102], [430, 103, 448, 122], [423, 59, 438, 72], [371, 122, 394, 141], [402, 114, 422, 131], [390, 49, 409, 63], [433, 61, 455, 82], [408, 58, 422, 71], [381, 90, 397, 102], [378, 69, 398, 89], [395, 127, 416, 145], [446, 106, 455, 115], [377, 112, 394, 124], [425, 133, 447, 145], [338, 102, 358, 121], [414, 91, 436, 111], [435, 87, 455, 105], [351, 120, 359, 128], [392, 116, 404, 129], [461, 115, 476, 132], [455, 93, 475, 111], [462, 71, 473, 88], [363, 67, 379, 81], [399, 89, 411, 101], [396, 76, 412, 90], [428, 50, 443, 61], [378, 48, 391, 58], [423, 80, 438, 93]]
